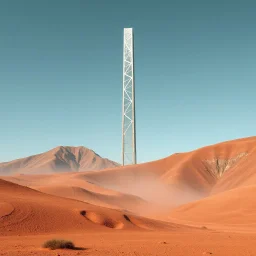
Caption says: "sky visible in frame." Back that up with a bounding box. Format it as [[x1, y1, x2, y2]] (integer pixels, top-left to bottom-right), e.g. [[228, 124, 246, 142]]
[[0, 0, 256, 164]]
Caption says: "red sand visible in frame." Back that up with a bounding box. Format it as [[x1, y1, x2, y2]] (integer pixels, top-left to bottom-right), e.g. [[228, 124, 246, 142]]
[[170, 185, 256, 232], [1, 137, 256, 255], [0, 179, 180, 235]]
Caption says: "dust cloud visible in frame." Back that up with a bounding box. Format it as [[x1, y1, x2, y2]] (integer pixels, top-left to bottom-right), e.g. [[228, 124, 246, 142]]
[[95, 171, 205, 218]]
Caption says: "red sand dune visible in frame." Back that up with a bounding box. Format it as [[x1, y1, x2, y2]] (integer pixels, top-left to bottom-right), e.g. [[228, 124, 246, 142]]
[[0, 146, 119, 175], [1, 173, 150, 215], [169, 185, 256, 232], [64, 136, 256, 212], [0, 178, 184, 236], [2, 137, 256, 213], [81, 137, 256, 194]]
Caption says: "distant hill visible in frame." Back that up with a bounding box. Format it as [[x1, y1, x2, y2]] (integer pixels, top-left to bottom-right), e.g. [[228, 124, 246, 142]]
[[0, 146, 119, 175]]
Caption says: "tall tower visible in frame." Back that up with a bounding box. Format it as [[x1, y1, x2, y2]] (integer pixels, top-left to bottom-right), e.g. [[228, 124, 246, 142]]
[[122, 28, 137, 166]]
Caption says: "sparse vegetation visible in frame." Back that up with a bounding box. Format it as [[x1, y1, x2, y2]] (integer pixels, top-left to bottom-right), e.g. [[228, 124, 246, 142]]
[[43, 239, 75, 250]]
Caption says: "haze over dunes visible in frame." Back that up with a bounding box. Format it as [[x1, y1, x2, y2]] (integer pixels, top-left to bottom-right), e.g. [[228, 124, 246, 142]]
[[2, 172, 150, 215], [2, 137, 256, 255], [2, 137, 256, 213], [0, 146, 119, 175], [74, 136, 255, 203], [2, 137, 256, 210]]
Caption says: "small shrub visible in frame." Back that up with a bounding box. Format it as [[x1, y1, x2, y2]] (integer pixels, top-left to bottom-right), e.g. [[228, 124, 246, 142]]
[[43, 239, 75, 250]]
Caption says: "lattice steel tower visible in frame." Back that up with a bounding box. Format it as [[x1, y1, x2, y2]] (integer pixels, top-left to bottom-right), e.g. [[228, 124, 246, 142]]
[[122, 28, 137, 166]]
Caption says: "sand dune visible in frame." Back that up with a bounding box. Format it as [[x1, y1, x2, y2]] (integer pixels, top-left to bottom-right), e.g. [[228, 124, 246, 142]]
[[63, 136, 256, 211], [1, 178, 256, 255], [169, 185, 256, 231], [2, 137, 256, 215], [0, 178, 182, 236], [1, 173, 150, 215], [37, 185, 149, 213], [81, 137, 256, 195], [0, 146, 119, 175], [2, 137, 256, 229]]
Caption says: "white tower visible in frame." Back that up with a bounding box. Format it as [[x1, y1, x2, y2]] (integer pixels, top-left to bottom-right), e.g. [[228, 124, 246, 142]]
[[122, 28, 137, 166]]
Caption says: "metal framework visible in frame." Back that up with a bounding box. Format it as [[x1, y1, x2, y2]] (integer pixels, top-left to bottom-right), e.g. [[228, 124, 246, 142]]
[[122, 28, 137, 166]]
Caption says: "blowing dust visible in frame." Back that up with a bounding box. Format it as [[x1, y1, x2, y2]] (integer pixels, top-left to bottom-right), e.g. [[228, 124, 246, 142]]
[[96, 172, 205, 219]]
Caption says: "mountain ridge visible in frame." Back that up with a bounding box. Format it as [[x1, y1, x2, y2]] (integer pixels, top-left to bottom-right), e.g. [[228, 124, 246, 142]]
[[0, 146, 119, 175]]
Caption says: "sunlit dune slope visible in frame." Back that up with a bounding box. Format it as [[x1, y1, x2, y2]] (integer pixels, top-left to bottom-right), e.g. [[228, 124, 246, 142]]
[[1, 173, 149, 215], [0, 146, 119, 175], [78, 137, 256, 195], [0, 179, 185, 236], [2, 136, 256, 214], [169, 185, 256, 231]]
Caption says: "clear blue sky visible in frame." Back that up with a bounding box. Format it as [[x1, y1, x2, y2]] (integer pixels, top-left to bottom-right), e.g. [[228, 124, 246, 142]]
[[1, 1, 255, 163]]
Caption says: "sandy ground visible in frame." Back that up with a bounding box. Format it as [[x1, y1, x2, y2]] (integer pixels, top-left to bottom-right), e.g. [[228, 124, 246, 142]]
[[1, 230, 256, 256]]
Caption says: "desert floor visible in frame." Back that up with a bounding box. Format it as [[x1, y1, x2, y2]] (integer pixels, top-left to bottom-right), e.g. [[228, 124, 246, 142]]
[[1, 229, 256, 256]]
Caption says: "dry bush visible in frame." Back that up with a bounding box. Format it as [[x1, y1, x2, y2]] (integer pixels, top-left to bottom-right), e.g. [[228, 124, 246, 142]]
[[43, 239, 75, 250]]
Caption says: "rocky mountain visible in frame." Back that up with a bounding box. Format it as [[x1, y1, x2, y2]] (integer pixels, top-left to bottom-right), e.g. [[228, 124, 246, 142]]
[[0, 146, 119, 175]]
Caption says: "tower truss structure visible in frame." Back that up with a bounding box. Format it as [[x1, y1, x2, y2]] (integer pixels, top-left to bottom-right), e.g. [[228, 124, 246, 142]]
[[122, 28, 137, 166]]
